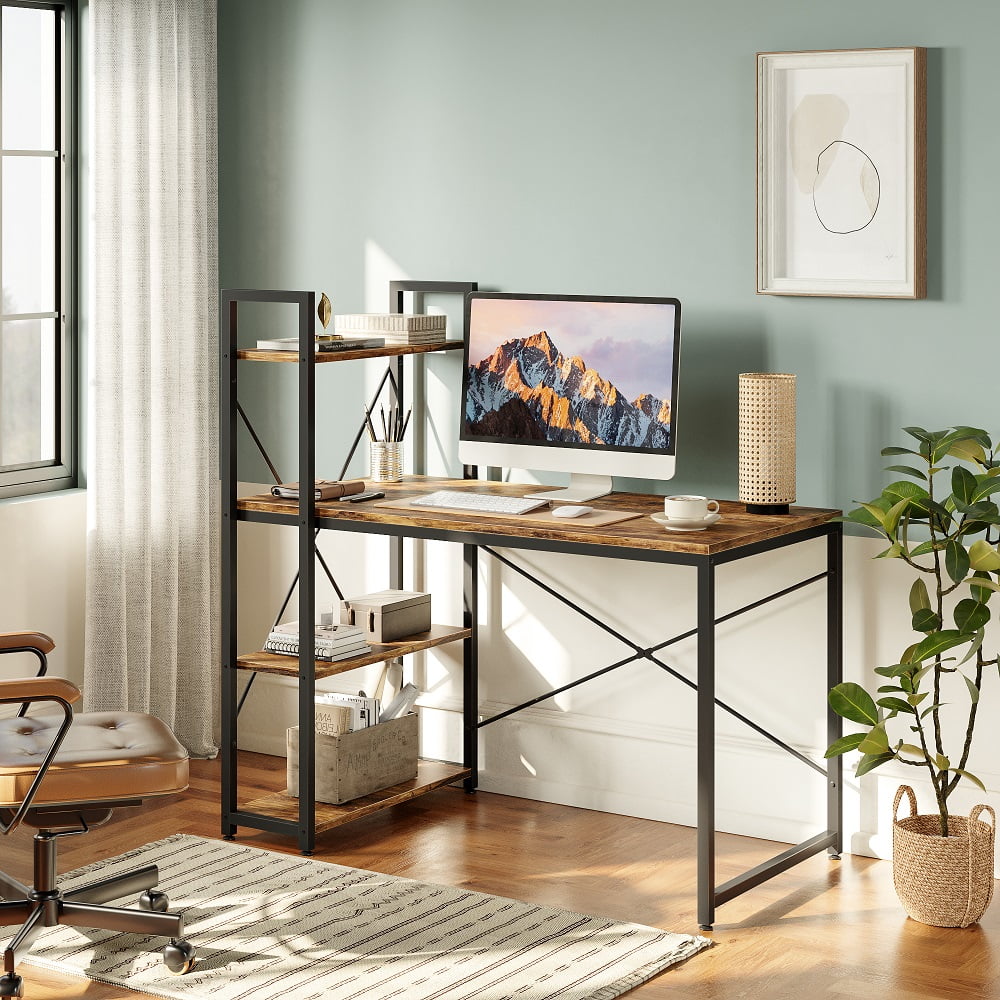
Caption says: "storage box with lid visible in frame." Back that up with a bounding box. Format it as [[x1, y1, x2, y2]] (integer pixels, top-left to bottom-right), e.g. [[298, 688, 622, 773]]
[[339, 589, 431, 643], [286, 712, 418, 805]]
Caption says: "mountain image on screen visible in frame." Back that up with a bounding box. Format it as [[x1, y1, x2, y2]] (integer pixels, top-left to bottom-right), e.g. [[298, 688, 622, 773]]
[[465, 331, 671, 448]]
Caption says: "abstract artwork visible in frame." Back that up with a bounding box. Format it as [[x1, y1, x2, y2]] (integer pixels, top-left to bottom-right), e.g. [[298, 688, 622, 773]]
[[756, 48, 926, 298]]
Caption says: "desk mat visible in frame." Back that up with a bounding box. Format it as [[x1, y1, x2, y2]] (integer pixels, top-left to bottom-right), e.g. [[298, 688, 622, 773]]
[[373, 496, 644, 528]]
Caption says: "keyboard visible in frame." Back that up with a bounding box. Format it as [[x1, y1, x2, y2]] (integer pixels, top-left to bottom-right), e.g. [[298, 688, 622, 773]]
[[410, 490, 549, 515]]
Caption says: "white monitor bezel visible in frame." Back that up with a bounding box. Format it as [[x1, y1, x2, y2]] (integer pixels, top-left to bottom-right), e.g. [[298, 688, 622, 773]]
[[458, 292, 681, 485]]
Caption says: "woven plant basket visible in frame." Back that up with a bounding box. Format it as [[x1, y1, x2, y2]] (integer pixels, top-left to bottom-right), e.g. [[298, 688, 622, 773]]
[[893, 785, 996, 927]]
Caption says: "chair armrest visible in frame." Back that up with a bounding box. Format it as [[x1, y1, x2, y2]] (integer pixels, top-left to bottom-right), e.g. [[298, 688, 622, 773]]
[[0, 676, 80, 706], [0, 677, 79, 834], [0, 631, 55, 656]]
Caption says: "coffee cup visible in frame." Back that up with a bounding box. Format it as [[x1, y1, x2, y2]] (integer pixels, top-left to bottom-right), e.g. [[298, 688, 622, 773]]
[[663, 495, 720, 521]]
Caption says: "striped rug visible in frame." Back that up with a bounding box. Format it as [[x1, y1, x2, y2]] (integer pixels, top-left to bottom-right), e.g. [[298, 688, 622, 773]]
[[25, 834, 709, 999]]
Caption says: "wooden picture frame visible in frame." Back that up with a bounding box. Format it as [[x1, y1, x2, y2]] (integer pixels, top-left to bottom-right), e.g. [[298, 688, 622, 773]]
[[756, 47, 926, 298]]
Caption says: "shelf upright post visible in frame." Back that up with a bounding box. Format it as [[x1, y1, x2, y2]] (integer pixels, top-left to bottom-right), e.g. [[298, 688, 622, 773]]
[[463, 543, 479, 792], [297, 290, 317, 854], [827, 522, 844, 856], [696, 558, 717, 931], [220, 292, 239, 839]]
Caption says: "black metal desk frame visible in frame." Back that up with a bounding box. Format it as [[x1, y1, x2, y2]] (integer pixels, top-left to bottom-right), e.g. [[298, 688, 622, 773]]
[[221, 289, 843, 931]]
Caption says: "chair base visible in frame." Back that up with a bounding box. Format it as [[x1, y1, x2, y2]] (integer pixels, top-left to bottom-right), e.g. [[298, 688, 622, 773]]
[[0, 828, 195, 996]]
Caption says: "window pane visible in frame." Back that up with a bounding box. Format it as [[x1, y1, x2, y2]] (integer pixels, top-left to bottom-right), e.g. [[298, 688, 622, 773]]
[[2, 6, 56, 151], [2, 155, 56, 314], [0, 318, 56, 468]]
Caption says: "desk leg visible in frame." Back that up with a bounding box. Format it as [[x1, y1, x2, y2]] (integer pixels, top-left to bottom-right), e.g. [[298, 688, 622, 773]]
[[697, 560, 716, 931], [463, 543, 479, 792], [827, 525, 844, 857]]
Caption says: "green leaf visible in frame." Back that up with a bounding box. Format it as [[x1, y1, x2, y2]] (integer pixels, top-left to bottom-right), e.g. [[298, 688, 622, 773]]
[[935, 753, 951, 771], [971, 476, 1000, 503], [903, 426, 934, 443], [858, 724, 890, 755], [957, 630, 986, 667], [952, 465, 977, 506], [883, 480, 931, 505], [824, 732, 866, 758], [968, 539, 1000, 572], [963, 673, 981, 704], [920, 702, 945, 719], [968, 574, 1000, 601], [911, 608, 941, 633], [909, 578, 932, 614], [856, 752, 895, 777], [947, 439, 989, 465], [877, 697, 915, 716], [829, 683, 879, 726], [907, 691, 929, 706], [874, 543, 903, 559], [910, 539, 947, 557], [881, 445, 920, 457], [954, 598, 990, 633], [945, 540, 971, 584], [954, 768, 987, 792], [884, 465, 927, 480], [897, 743, 926, 759], [858, 502, 888, 529], [909, 630, 969, 663]]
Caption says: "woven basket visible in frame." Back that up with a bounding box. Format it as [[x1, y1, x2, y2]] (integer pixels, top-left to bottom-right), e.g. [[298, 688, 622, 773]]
[[892, 785, 996, 927]]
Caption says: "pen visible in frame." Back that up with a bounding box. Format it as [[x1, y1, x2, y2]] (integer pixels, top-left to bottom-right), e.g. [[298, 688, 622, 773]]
[[363, 406, 377, 442], [399, 408, 412, 440]]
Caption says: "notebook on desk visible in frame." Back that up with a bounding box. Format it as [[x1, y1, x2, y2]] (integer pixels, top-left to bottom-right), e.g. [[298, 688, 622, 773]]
[[372, 496, 644, 528]]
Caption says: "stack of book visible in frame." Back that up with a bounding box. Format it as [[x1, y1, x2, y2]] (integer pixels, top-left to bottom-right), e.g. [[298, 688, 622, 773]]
[[333, 313, 448, 346], [255, 334, 386, 352], [264, 622, 370, 662]]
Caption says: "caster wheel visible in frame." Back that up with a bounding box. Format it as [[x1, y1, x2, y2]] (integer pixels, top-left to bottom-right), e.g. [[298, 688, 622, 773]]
[[0, 973, 22, 997], [163, 939, 196, 975], [139, 889, 169, 912]]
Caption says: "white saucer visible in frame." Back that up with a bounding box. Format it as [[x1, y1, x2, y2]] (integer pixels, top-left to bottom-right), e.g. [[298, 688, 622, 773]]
[[651, 512, 721, 532]]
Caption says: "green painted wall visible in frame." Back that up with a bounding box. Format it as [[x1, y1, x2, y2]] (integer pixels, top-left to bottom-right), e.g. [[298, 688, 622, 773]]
[[218, 0, 999, 510]]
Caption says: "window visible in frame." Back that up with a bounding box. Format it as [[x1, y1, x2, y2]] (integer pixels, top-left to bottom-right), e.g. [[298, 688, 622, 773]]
[[0, 0, 75, 498]]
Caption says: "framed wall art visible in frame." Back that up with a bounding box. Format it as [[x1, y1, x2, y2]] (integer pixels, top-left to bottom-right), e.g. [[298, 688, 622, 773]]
[[756, 47, 926, 298]]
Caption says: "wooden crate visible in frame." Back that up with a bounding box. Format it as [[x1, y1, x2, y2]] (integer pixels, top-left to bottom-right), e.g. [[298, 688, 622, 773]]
[[286, 713, 418, 805]]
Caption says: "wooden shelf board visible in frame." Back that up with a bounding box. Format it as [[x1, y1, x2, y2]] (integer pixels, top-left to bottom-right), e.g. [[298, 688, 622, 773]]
[[236, 624, 471, 678], [237, 341, 464, 363], [243, 760, 470, 833]]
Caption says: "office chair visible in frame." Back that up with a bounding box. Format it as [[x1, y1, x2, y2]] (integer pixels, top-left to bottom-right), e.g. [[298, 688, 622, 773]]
[[0, 630, 196, 998]]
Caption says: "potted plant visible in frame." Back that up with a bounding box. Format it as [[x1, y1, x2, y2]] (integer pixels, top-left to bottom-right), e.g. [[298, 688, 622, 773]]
[[826, 425, 997, 927]]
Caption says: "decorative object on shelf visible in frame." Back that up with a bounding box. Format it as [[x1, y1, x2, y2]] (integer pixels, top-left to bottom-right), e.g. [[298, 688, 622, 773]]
[[340, 589, 432, 643], [892, 785, 995, 928], [287, 713, 419, 804], [757, 47, 926, 298], [738, 373, 796, 514], [317, 291, 332, 329], [334, 312, 448, 345], [827, 425, 1000, 926]]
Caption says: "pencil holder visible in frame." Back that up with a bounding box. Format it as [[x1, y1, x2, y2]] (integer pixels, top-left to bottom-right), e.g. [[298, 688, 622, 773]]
[[738, 372, 796, 514], [369, 440, 402, 483]]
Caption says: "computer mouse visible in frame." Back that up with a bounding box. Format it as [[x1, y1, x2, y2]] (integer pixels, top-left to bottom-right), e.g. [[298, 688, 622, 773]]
[[552, 505, 595, 518]]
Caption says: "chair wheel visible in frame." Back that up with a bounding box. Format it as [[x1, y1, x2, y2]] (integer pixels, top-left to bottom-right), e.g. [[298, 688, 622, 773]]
[[163, 939, 196, 975], [0, 973, 22, 997], [139, 889, 169, 911]]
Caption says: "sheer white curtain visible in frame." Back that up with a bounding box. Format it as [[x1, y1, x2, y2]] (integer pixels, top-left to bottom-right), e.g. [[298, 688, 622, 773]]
[[85, 0, 220, 755]]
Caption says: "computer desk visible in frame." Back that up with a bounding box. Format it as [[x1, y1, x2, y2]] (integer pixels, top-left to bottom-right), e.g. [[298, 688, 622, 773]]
[[237, 474, 843, 931]]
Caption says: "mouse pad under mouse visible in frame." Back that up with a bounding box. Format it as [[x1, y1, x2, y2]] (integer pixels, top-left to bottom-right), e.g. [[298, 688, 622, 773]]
[[373, 497, 644, 528]]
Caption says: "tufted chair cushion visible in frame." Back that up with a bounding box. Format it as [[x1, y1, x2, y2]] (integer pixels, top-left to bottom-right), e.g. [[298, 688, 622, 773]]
[[0, 711, 189, 808]]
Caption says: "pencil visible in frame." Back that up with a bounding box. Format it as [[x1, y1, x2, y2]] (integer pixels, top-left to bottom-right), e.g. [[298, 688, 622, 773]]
[[363, 406, 377, 442], [399, 407, 412, 440]]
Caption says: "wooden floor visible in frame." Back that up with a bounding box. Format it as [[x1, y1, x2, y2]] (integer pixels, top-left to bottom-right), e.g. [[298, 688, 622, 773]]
[[4, 752, 998, 999]]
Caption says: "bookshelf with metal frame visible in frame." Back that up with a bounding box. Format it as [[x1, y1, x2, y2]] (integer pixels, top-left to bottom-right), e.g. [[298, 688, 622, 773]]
[[219, 282, 478, 854]]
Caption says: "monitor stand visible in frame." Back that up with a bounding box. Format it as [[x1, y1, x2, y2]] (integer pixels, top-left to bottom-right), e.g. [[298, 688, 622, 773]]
[[524, 474, 613, 504]]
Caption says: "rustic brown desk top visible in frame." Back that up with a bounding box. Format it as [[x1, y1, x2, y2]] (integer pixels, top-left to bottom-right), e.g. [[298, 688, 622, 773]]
[[237, 476, 841, 557]]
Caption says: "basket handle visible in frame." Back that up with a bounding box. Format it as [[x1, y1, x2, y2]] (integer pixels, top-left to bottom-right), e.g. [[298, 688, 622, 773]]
[[893, 785, 918, 822], [969, 803, 996, 840]]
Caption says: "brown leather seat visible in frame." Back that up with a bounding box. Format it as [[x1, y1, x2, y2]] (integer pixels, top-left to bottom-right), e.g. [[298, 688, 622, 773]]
[[0, 631, 196, 997], [0, 711, 188, 808]]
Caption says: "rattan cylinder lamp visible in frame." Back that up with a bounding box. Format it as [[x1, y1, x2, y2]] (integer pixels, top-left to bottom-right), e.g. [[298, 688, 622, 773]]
[[739, 373, 796, 515]]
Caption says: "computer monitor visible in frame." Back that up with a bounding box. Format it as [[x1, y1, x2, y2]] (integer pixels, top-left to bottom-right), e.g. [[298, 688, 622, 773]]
[[459, 292, 681, 502]]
